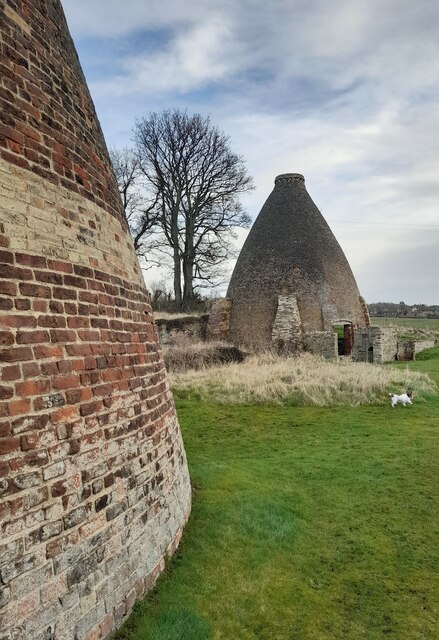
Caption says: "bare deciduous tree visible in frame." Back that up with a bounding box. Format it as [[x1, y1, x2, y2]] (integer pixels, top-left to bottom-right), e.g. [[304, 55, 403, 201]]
[[109, 146, 141, 222], [109, 147, 160, 257], [128, 109, 254, 308]]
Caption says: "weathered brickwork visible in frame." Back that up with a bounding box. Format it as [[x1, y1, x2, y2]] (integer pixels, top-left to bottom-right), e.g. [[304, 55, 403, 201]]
[[302, 330, 338, 359], [0, 0, 124, 224], [205, 298, 231, 342], [397, 339, 435, 361], [227, 174, 370, 349], [353, 327, 397, 364], [156, 314, 208, 345], [205, 294, 396, 363], [272, 294, 303, 352], [0, 2, 191, 638]]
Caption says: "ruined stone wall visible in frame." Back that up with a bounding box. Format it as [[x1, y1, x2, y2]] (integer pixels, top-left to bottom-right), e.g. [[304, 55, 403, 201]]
[[205, 298, 231, 342], [271, 295, 303, 352], [397, 339, 435, 361], [351, 328, 371, 362], [0, 2, 191, 638], [353, 327, 397, 364], [412, 340, 435, 357], [156, 315, 208, 345], [303, 331, 337, 359]]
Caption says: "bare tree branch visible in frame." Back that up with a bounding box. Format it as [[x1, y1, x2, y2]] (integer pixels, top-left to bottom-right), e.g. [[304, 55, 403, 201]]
[[132, 109, 254, 308]]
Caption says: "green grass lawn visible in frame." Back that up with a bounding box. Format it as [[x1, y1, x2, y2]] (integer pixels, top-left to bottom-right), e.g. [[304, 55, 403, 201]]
[[115, 350, 439, 640]]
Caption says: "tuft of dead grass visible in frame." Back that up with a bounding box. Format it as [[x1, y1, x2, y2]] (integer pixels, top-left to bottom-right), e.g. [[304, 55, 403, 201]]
[[170, 351, 436, 406]]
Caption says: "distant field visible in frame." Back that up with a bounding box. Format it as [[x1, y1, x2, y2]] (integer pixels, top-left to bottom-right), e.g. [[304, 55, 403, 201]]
[[371, 316, 439, 329]]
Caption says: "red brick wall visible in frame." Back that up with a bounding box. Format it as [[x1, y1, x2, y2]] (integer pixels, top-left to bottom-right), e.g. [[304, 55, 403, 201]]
[[0, 0, 124, 223], [0, 2, 191, 639]]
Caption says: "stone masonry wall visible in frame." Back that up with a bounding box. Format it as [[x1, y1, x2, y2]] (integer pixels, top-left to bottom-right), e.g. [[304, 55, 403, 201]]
[[205, 298, 231, 342], [353, 327, 397, 364], [302, 331, 338, 358], [397, 339, 435, 361], [271, 294, 303, 352], [156, 315, 208, 345], [0, 2, 191, 639]]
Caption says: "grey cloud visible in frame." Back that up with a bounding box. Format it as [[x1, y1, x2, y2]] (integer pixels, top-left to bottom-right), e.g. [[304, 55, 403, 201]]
[[63, 0, 439, 120]]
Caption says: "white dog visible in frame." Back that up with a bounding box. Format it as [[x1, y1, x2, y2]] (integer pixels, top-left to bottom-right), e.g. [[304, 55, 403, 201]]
[[389, 390, 413, 407]]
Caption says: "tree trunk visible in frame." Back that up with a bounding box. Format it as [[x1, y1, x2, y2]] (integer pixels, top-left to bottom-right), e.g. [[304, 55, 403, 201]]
[[173, 247, 182, 307], [182, 211, 195, 308], [171, 205, 182, 307], [182, 257, 194, 308]]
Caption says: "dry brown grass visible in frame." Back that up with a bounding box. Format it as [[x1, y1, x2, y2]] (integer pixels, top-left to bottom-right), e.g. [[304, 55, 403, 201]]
[[154, 311, 205, 320], [170, 351, 436, 406]]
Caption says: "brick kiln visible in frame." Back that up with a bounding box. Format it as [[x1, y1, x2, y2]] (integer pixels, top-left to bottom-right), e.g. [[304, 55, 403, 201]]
[[0, 1, 191, 638], [225, 173, 371, 355]]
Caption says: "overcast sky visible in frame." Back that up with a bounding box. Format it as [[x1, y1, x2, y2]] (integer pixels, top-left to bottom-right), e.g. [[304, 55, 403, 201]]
[[61, 0, 439, 305]]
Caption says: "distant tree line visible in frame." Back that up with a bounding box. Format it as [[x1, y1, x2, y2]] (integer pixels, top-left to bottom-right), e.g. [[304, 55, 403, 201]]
[[369, 302, 439, 318]]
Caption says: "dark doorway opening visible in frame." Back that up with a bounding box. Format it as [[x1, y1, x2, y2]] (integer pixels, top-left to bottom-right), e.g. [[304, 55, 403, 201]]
[[334, 322, 353, 356]]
